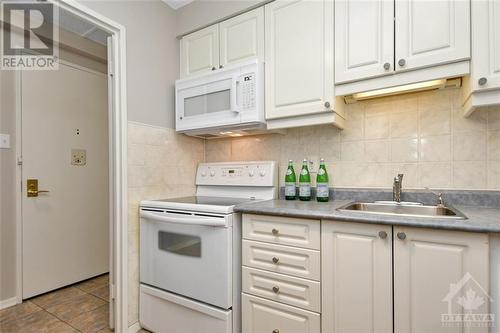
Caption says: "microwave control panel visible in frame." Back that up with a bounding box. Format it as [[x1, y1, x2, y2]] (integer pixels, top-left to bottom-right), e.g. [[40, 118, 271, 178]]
[[239, 73, 256, 111]]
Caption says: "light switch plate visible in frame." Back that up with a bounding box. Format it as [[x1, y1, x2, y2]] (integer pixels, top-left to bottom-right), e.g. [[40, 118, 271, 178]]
[[71, 149, 86, 166], [0, 133, 10, 149]]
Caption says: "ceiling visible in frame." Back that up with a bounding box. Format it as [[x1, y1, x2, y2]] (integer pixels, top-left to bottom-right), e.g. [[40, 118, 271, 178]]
[[162, 0, 194, 10]]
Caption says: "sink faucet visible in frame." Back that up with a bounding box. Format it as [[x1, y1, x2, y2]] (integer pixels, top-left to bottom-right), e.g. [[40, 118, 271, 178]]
[[425, 187, 445, 207], [393, 174, 404, 203]]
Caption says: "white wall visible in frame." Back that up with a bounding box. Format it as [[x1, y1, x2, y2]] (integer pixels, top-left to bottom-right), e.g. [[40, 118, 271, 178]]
[[81, 0, 179, 128]]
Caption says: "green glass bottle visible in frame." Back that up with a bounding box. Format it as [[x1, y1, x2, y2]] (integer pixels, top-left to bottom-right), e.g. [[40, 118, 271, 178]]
[[316, 158, 329, 202], [299, 159, 311, 201], [285, 160, 297, 200]]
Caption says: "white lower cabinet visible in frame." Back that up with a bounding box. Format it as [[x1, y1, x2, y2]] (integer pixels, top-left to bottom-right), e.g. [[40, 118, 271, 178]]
[[322, 220, 393, 333], [242, 293, 320, 333], [393, 226, 490, 333], [244, 215, 490, 333]]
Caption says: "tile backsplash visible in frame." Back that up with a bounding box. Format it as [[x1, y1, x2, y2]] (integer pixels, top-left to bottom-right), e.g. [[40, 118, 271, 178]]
[[206, 89, 500, 190]]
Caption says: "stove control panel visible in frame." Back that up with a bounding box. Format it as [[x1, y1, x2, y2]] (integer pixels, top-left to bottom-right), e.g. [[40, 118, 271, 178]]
[[196, 161, 278, 186]]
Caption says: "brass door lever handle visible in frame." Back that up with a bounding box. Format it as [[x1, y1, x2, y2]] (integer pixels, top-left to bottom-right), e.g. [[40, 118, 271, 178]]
[[27, 179, 50, 197]]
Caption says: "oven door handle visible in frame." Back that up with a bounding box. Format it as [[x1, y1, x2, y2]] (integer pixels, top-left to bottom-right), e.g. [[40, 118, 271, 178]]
[[140, 211, 227, 227]]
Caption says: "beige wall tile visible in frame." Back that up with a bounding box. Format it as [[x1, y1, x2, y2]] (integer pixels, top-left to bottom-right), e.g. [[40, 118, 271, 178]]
[[365, 140, 390, 162], [364, 114, 390, 139], [419, 106, 451, 136], [453, 161, 487, 189], [390, 110, 418, 139], [488, 106, 500, 131], [420, 135, 451, 162], [488, 131, 500, 161], [391, 138, 418, 162], [203, 89, 495, 190], [419, 162, 452, 188], [488, 161, 500, 189], [453, 133, 487, 161], [341, 141, 365, 162]]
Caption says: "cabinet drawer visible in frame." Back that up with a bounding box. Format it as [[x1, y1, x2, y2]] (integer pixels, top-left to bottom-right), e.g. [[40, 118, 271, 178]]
[[243, 214, 320, 250], [242, 240, 320, 281], [242, 293, 320, 333], [242, 266, 320, 312]]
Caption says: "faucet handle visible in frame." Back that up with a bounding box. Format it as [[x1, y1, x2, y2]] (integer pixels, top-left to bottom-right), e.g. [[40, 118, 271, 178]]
[[424, 187, 445, 207], [394, 173, 404, 183]]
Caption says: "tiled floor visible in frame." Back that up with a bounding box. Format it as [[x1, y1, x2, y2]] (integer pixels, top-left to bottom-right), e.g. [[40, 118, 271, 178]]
[[0, 274, 116, 333]]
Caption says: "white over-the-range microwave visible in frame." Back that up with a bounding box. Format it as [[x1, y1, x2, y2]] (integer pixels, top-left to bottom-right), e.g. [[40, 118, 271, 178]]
[[175, 60, 265, 137]]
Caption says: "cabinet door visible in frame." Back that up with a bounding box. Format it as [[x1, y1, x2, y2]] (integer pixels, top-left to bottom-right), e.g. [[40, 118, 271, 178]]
[[264, 0, 334, 120], [394, 227, 489, 333], [242, 293, 320, 333], [219, 7, 264, 68], [395, 0, 470, 72], [335, 0, 394, 83], [180, 25, 219, 78], [322, 220, 393, 333], [471, 0, 500, 91]]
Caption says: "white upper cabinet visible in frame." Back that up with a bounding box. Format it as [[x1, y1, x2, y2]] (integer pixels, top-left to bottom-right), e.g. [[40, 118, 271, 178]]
[[395, 0, 471, 72], [322, 221, 393, 333], [394, 227, 489, 333], [180, 25, 219, 78], [335, 0, 394, 84], [219, 7, 264, 68], [265, 0, 336, 121], [471, 0, 500, 92], [180, 9, 264, 79]]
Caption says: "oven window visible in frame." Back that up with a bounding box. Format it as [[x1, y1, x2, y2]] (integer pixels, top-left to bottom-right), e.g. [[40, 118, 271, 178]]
[[184, 89, 231, 117], [158, 231, 201, 257]]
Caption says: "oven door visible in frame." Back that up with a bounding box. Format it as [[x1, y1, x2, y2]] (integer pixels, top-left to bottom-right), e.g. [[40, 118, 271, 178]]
[[140, 209, 232, 309], [176, 72, 240, 132]]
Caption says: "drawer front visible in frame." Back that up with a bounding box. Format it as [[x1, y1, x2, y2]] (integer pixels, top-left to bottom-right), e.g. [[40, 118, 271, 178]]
[[242, 240, 320, 280], [242, 267, 320, 312], [242, 293, 320, 333], [243, 214, 320, 250]]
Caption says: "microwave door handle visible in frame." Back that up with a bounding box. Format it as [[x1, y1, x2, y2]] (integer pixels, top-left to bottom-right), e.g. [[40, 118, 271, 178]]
[[140, 211, 227, 227], [231, 79, 240, 113]]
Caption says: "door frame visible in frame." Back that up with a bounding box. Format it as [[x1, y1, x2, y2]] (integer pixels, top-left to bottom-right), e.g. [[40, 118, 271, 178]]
[[13, 1, 129, 331]]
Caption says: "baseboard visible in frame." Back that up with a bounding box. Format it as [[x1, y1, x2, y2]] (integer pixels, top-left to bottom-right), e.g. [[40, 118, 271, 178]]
[[0, 297, 18, 310], [128, 322, 142, 333]]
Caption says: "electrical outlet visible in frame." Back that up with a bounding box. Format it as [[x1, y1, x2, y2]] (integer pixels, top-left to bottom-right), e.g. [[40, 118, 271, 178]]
[[71, 149, 87, 166], [0, 133, 10, 149]]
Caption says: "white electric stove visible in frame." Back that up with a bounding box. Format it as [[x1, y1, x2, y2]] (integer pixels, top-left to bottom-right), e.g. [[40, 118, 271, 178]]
[[139, 161, 278, 333]]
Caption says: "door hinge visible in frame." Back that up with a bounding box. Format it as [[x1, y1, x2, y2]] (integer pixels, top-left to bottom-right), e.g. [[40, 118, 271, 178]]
[[17, 156, 23, 166]]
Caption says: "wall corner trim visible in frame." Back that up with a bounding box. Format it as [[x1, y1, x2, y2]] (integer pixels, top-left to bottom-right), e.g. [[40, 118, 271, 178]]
[[0, 297, 19, 310]]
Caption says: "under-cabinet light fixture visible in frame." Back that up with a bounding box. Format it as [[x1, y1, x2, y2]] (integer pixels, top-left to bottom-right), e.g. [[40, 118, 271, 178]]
[[344, 78, 462, 104]]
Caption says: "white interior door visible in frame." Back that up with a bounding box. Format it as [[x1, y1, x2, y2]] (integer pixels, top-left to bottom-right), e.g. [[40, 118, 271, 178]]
[[21, 63, 109, 299]]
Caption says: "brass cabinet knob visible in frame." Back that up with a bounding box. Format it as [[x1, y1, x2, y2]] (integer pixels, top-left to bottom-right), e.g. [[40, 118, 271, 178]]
[[211, 67, 216, 71], [478, 77, 488, 86], [378, 231, 388, 239], [272, 257, 280, 264], [398, 59, 406, 67], [273, 330, 280, 333], [383, 62, 391, 70], [272, 286, 280, 293], [271, 228, 279, 235], [324, 101, 331, 108], [397, 232, 407, 240], [219, 65, 224, 69]]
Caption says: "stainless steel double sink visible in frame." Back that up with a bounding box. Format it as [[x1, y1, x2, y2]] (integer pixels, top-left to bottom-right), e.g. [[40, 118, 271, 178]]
[[337, 201, 467, 220]]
